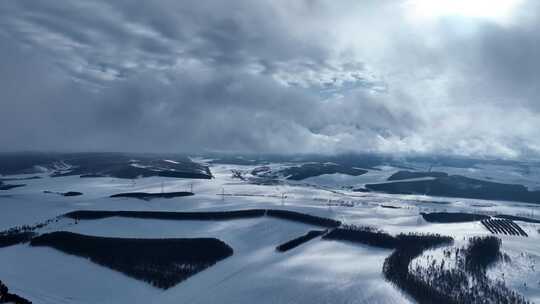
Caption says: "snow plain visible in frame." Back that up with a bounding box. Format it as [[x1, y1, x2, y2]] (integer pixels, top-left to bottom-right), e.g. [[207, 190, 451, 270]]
[[0, 163, 539, 303]]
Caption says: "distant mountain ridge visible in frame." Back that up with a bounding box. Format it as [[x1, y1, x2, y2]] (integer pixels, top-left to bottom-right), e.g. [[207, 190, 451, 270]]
[[0, 152, 212, 179], [251, 163, 368, 181], [367, 171, 540, 204]]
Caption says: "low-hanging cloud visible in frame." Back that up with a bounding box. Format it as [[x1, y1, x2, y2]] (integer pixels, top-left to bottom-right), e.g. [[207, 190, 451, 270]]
[[1, 0, 539, 159]]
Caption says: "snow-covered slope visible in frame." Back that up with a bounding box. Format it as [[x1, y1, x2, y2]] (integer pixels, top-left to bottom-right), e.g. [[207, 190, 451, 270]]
[[1, 162, 539, 303]]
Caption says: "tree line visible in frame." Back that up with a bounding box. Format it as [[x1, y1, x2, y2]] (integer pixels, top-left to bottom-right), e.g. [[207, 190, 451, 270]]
[[30, 231, 234, 289], [64, 209, 342, 227], [0, 280, 32, 304]]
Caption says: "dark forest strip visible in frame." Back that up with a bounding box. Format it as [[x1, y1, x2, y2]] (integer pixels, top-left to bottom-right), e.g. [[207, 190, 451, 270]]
[[64, 209, 341, 228], [266, 210, 341, 227], [64, 209, 267, 221], [323, 225, 398, 249], [276, 230, 325, 252], [110, 191, 193, 200], [0, 232, 35, 248], [30, 232, 233, 289], [421, 212, 490, 223], [0, 184, 25, 190], [0, 218, 58, 248], [0, 280, 31, 304]]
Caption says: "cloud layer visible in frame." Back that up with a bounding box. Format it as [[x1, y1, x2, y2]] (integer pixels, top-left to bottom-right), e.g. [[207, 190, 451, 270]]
[[1, 0, 539, 159]]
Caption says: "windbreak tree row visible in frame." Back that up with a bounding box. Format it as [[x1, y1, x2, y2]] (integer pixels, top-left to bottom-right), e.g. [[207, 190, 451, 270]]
[[30, 232, 234, 289]]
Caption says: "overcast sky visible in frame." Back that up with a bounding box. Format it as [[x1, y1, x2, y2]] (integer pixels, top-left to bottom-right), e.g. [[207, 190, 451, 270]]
[[1, 0, 539, 159]]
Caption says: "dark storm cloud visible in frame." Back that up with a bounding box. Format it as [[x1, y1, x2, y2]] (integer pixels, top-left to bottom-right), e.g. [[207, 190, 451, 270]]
[[0, 0, 539, 158]]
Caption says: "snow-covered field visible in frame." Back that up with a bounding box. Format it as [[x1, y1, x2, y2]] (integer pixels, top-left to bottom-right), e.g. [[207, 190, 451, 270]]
[[1, 163, 539, 303]]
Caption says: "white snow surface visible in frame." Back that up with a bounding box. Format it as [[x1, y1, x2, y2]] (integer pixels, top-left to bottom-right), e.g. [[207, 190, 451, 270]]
[[0, 163, 539, 303]]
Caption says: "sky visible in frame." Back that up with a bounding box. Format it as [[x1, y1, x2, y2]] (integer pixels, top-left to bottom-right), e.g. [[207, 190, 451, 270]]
[[1, 0, 539, 159]]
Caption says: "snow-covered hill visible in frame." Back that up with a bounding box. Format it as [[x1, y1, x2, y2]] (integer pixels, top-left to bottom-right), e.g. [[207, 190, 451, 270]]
[[0, 160, 539, 303]]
